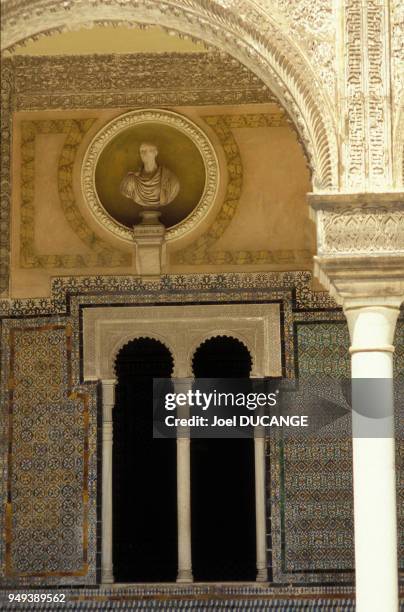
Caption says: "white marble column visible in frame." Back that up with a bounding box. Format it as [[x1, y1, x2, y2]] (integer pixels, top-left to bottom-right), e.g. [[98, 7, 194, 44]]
[[344, 299, 400, 612], [254, 433, 268, 582], [177, 435, 193, 582], [101, 378, 116, 584], [174, 378, 193, 583]]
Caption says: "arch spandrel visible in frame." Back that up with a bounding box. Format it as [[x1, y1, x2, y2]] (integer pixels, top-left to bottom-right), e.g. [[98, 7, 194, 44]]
[[1, 0, 339, 191]]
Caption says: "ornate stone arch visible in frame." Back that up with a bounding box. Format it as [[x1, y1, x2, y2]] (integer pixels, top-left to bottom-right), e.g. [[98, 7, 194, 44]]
[[111, 333, 176, 380], [189, 331, 256, 377], [1, 0, 339, 191]]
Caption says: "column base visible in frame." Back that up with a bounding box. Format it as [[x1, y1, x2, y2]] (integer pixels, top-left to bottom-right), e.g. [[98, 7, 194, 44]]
[[101, 571, 114, 584], [176, 569, 193, 583], [256, 567, 268, 582]]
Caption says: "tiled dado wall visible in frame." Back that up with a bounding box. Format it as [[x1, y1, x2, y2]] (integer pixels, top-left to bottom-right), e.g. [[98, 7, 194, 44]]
[[0, 274, 402, 588], [0, 320, 98, 586]]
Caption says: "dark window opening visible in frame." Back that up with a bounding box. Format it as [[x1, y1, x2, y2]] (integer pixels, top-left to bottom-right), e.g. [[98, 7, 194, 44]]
[[113, 338, 177, 582], [191, 336, 256, 581]]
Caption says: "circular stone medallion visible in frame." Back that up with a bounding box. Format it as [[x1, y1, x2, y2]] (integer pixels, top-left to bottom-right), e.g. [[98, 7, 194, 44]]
[[82, 109, 219, 242]]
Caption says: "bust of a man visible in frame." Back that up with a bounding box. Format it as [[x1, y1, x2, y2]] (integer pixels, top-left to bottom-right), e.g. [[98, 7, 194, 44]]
[[120, 142, 180, 208]]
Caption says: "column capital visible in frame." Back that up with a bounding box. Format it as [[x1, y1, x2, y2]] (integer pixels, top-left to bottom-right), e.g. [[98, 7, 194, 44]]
[[172, 374, 194, 385], [313, 255, 404, 308], [343, 301, 401, 352], [307, 191, 404, 307], [101, 379, 116, 421], [101, 378, 117, 387]]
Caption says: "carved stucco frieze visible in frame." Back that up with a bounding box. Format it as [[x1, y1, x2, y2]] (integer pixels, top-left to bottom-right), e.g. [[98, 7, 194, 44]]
[[0, 62, 13, 294], [8, 53, 275, 110], [317, 205, 404, 255], [257, 0, 336, 99], [391, 0, 404, 187], [342, 0, 394, 191], [309, 193, 404, 304], [81, 303, 282, 380]]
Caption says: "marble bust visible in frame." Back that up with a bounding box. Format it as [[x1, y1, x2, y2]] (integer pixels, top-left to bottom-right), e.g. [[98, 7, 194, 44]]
[[120, 142, 180, 208]]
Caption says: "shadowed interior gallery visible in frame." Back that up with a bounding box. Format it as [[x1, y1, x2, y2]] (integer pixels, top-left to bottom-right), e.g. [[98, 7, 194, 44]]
[[0, 1, 403, 610]]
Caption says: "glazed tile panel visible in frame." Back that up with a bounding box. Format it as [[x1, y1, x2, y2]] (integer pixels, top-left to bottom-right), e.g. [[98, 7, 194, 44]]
[[3, 322, 96, 584], [274, 320, 403, 581], [0, 276, 402, 587], [271, 322, 354, 582]]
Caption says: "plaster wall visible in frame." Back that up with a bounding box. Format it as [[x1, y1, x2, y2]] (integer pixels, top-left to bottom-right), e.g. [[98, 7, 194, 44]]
[[11, 104, 313, 298]]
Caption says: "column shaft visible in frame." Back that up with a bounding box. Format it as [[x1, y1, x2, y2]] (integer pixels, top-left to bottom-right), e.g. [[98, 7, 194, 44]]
[[101, 379, 116, 584], [177, 436, 193, 582], [254, 436, 268, 581], [345, 304, 399, 612], [175, 378, 193, 582]]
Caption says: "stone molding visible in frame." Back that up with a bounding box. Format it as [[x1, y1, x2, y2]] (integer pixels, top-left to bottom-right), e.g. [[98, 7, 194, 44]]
[[313, 254, 404, 306], [82, 303, 282, 380], [81, 109, 220, 244]]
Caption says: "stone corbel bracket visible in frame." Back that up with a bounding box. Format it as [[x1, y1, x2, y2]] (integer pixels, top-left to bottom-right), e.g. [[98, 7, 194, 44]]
[[308, 193, 404, 305]]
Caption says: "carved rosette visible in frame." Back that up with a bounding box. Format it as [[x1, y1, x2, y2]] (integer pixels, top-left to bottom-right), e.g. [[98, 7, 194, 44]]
[[81, 109, 219, 244]]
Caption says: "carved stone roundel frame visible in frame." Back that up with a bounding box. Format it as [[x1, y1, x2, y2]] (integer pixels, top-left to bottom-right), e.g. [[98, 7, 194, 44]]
[[81, 109, 220, 243]]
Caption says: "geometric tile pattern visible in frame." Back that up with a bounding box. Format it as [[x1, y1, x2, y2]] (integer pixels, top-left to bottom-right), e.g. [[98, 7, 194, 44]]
[[0, 321, 97, 585], [394, 321, 404, 571], [294, 322, 350, 379], [0, 584, 357, 610], [0, 270, 334, 318], [0, 273, 402, 590], [270, 322, 354, 582], [279, 434, 354, 574], [271, 320, 404, 582]]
